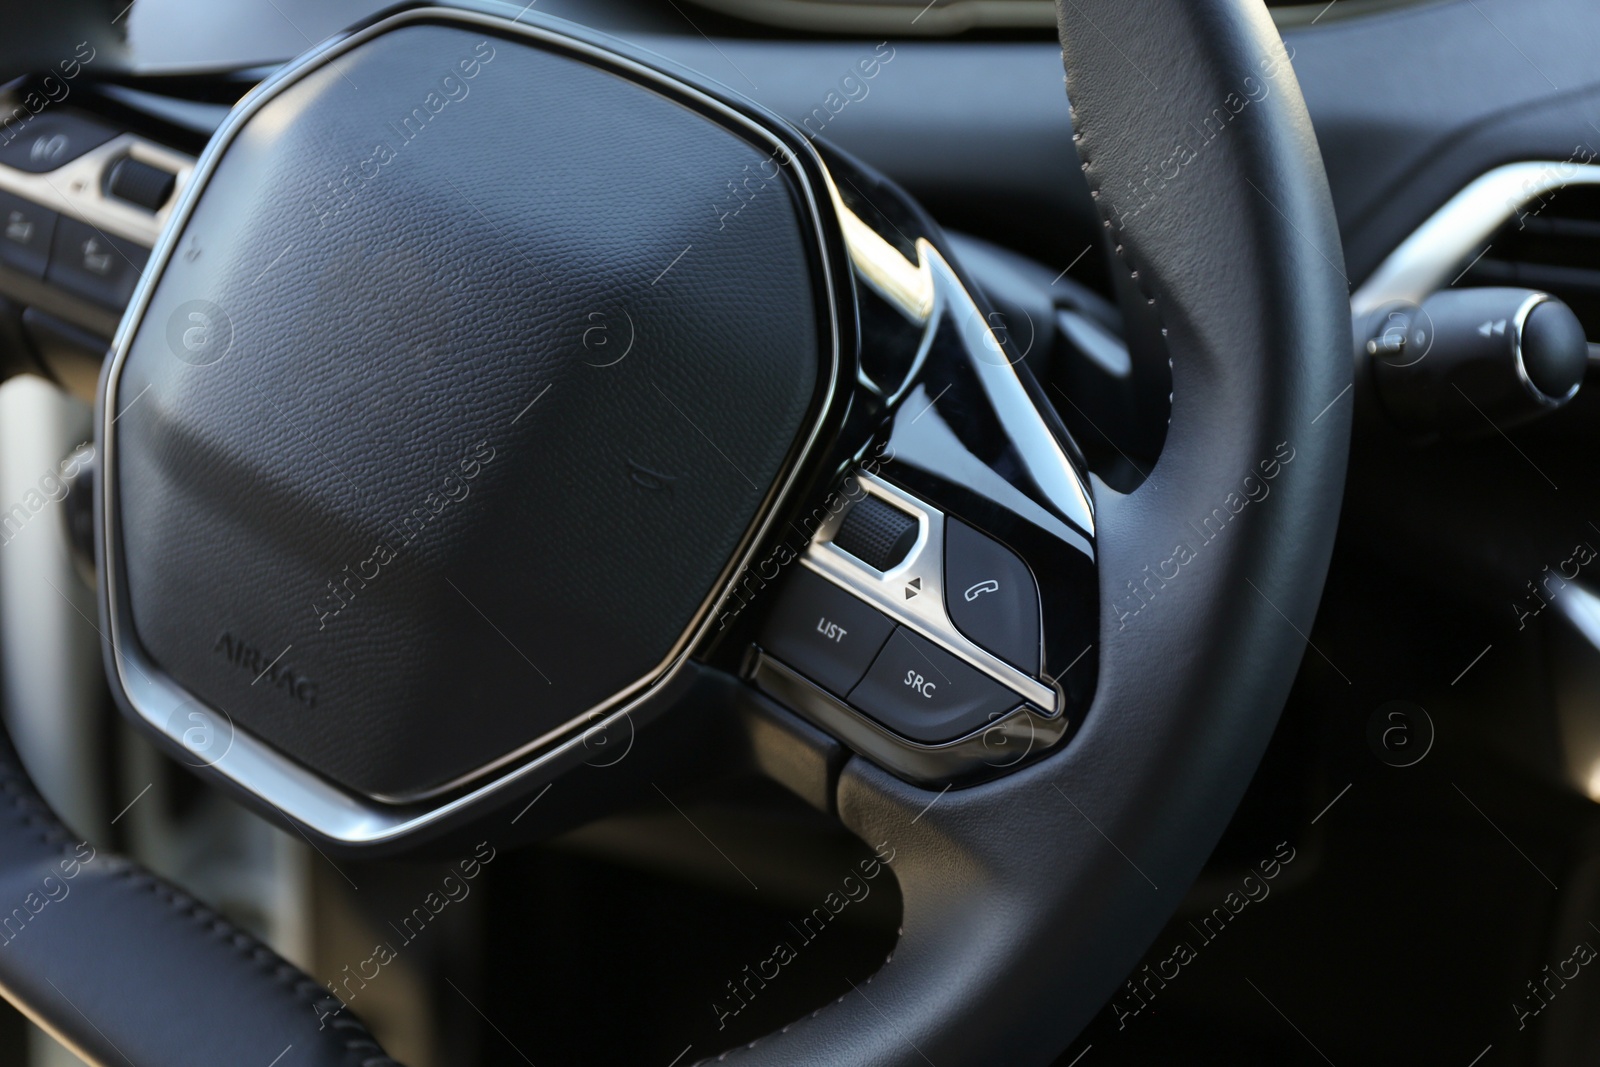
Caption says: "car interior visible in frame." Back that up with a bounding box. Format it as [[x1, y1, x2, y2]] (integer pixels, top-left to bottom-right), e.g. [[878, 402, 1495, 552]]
[[0, 0, 1595, 1064]]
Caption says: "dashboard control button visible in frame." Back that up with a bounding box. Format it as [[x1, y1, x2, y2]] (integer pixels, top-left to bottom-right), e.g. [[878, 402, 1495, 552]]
[[0, 112, 116, 174], [761, 568, 895, 698], [46, 218, 149, 309], [849, 627, 1018, 743], [0, 191, 56, 278], [943, 518, 1041, 673]]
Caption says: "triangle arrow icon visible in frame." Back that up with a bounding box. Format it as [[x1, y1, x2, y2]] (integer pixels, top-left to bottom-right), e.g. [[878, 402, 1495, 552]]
[[1478, 321, 1493, 337], [1494, 319, 1506, 335]]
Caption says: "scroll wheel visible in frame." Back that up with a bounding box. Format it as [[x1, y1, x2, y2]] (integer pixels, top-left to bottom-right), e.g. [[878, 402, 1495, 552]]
[[107, 157, 177, 212], [833, 496, 919, 571]]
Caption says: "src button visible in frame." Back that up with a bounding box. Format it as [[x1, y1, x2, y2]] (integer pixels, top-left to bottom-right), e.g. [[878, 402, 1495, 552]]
[[848, 627, 1018, 744], [760, 567, 895, 698], [943, 518, 1041, 673]]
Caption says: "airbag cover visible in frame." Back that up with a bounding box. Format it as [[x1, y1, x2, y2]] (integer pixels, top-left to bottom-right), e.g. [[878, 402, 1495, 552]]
[[107, 22, 824, 800]]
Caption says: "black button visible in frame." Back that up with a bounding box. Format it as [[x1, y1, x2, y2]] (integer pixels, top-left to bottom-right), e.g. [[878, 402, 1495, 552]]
[[943, 518, 1041, 673], [833, 495, 919, 571], [46, 218, 149, 309], [0, 112, 117, 174], [107, 157, 177, 212], [849, 627, 1018, 743], [0, 191, 56, 278], [761, 568, 895, 698]]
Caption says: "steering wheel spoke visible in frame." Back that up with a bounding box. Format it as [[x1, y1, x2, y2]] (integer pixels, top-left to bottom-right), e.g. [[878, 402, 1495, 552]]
[[698, 144, 1104, 792]]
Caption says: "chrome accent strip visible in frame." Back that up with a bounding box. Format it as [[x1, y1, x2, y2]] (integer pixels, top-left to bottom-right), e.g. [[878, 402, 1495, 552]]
[[752, 653, 1066, 787], [802, 471, 1058, 711], [813, 150, 1094, 542], [99, 8, 844, 844], [1350, 160, 1600, 316], [932, 247, 1094, 534], [831, 197, 934, 323], [0, 133, 193, 247]]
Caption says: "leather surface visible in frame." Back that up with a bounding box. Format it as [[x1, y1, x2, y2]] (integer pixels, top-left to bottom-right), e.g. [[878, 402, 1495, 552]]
[[715, 1, 1352, 1064], [112, 23, 823, 799], [0, 731, 398, 1066]]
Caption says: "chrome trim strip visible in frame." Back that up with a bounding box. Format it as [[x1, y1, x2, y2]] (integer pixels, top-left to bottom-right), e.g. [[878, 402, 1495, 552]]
[[0, 133, 193, 247], [931, 247, 1094, 534], [99, 8, 844, 843], [752, 653, 1066, 787], [1350, 160, 1600, 316], [824, 178, 1094, 539], [802, 471, 1058, 711]]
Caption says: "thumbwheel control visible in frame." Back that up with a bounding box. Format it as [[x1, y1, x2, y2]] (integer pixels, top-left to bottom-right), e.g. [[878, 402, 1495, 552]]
[[832, 494, 920, 571]]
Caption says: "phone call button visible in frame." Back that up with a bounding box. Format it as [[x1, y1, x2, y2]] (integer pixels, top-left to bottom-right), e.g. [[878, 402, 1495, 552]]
[[943, 517, 1041, 673]]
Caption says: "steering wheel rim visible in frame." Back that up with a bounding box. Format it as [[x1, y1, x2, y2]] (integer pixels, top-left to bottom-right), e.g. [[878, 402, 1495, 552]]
[[706, 0, 1352, 1061], [0, 0, 1349, 1064]]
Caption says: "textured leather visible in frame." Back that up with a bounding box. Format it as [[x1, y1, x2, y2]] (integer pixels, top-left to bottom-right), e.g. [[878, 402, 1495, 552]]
[[715, 1, 1352, 1064], [111, 24, 823, 799], [0, 731, 397, 1066]]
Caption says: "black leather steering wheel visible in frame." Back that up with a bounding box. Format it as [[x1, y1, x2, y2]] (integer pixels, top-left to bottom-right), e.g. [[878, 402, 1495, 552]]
[[0, 1, 1350, 1064]]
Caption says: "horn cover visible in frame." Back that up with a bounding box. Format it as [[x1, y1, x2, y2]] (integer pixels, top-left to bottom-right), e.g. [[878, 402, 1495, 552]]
[[101, 14, 835, 802]]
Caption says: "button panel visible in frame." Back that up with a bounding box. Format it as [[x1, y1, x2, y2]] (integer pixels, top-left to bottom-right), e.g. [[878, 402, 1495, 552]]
[[798, 472, 1057, 713], [0, 127, 191, 251], [0, 116, 191, 386], [755, 472, 1070, 758], [0, 122, 187, 396], [0, 119, 191, 334]]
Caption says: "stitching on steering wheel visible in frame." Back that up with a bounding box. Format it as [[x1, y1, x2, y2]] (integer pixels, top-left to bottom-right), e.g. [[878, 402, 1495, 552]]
[[696, 945, 900, 1064], [0, 737, 401, 1066]]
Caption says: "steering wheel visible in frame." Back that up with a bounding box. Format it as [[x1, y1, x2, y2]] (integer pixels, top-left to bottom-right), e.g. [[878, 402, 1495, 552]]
[[0, 0, 1349, 1064]]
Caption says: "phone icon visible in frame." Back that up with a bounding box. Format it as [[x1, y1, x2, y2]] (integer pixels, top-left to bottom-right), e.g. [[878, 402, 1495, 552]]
[[964, 579, 1000, 602]]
